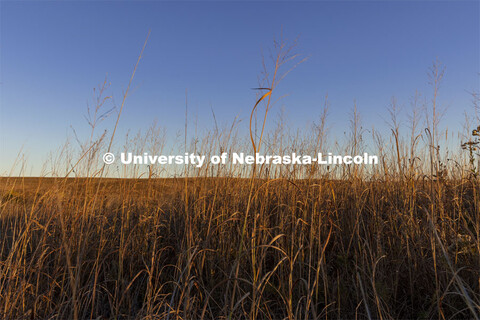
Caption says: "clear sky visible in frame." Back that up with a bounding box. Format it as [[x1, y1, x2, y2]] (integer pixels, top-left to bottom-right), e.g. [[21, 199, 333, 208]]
[[1, 1, 479, 175]]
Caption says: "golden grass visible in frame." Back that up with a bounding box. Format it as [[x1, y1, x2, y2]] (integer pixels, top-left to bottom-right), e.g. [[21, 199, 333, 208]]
[[0, 176, 478, 319], [1, 36, 479, 319]]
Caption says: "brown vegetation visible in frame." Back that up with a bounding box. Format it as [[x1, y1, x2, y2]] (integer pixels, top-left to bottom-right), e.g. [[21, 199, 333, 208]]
[[1, 37, 479, 319]]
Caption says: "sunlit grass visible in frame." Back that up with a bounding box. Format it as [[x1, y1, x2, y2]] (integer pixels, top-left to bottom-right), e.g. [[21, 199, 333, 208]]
[[0, 36, 479, 319]]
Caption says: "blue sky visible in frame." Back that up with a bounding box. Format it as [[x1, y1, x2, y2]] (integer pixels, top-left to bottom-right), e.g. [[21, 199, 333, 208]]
[[1, 1, 479, 175]]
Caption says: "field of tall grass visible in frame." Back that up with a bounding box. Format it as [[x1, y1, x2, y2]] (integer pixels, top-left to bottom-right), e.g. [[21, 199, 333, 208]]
[[1, 37, 479, 319]]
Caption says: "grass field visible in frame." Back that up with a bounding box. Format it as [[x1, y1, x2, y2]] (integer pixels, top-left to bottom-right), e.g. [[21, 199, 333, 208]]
[[0, 173, 479, 319], [1, 38, 479, 319]]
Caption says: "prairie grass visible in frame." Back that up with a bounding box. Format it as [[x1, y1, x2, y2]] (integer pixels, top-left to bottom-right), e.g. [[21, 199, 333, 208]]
[[0, 37, 479, 319]]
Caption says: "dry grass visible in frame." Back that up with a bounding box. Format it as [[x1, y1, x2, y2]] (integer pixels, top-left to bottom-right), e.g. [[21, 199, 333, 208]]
[[0, 175, 478, 319], [1, 36, 479, 319]]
